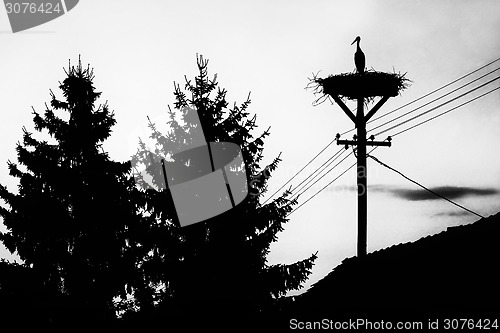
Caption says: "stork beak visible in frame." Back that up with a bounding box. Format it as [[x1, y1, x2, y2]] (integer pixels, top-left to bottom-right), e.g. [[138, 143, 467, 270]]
[[351, 39, 356, 45]]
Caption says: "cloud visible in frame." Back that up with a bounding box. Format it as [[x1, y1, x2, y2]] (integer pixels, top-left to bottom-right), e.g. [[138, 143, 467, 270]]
[[433, 211, 471, 218], [345, 185, 499, 202], [391, 186, 499, 201]]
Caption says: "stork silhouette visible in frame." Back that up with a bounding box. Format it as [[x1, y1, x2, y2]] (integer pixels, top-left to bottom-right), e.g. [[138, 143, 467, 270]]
[[351, 36, 365, 74]]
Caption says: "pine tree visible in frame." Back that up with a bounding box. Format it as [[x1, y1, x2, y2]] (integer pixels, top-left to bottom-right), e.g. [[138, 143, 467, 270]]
[[0, 57, 140, 321], [129, 55, 317, 321]]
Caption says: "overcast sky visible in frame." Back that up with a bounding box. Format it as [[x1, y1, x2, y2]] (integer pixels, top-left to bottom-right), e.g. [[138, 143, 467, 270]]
[[1, 0, 500, 294]]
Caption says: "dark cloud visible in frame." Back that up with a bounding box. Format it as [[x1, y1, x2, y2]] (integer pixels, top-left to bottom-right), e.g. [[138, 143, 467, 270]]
[[343, 185, 499, 202], [391, 186, 499, 201], [433, 211, 472, 218]]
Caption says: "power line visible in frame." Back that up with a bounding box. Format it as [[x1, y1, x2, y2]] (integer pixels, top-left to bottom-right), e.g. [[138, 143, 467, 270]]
[[288, 154, 357, 216], [261, 138, 336, 205], [342, 57, 500, 136], [377, 84, 500, 138], [291, 77, 497, 203], [289, 145, 381, 215], [289, 83, 499, 214], [368, 67, 500, 135], [367, 56, 500, 124], [367, 154, 485, 219], [262, 119, 354, 205], [289, 81, 498, 210], [271, 57, 500, 206], [289, 79, 499, 207], [373, 75, 500, 137], [292, 150, 352, 201], [290, 148, 346, 198]]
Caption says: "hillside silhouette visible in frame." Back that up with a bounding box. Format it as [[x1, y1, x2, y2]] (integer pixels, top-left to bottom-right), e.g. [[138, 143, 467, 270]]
[[288, 212, 500, 320]]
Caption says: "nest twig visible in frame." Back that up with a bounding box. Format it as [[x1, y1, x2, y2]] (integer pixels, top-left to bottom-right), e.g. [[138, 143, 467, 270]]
[[307, 69, 411, 106]]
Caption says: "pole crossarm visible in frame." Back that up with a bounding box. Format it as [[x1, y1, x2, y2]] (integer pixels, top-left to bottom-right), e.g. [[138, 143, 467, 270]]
[[365, 95, 390, 122], [331, 95, 356, 124], [337, 139, 391, 147]]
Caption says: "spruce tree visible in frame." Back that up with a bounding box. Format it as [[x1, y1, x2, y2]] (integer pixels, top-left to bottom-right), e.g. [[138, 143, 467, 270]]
[[129, 55, 317, 321], [0, 57, 140, 321]]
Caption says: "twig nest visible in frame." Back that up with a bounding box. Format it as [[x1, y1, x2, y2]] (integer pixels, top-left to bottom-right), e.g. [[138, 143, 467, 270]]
[[308, 70, 410, 104]]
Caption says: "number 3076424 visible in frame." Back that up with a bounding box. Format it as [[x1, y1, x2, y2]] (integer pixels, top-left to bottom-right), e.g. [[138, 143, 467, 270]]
[[5, 2, 62, 14]]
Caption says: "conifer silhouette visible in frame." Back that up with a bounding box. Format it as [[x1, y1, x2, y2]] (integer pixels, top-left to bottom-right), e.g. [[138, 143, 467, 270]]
[[128, 55, 317, 322], [0, 57, 141, 322], [0, 55, 317, 326]]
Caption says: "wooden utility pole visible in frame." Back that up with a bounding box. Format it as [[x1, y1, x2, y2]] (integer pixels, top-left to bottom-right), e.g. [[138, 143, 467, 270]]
[[309, 38, 408, 256], [334, 95, 391, 256]]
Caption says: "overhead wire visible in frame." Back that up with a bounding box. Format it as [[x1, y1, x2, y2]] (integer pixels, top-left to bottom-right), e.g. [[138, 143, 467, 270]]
[[287, 61, 500, 214], [331, 59, 500, 139], [291, 82, 498, 214], [288, 153, 357, 216], [292, 149, 352, 201], [387, 86, 500, 138], [268, 57, 500, 209], [368, 67, 500, 135], [289, 83, 496, 215], [289, 145, 381, 215], [290, 148, 346, 198], [261, 138, 336, 205], [367, 154, 485, 219], [262, 118, 354, 205], [374, 77, 500, 137], [292, 76, 500, 207], [367, 56, 500, 124]]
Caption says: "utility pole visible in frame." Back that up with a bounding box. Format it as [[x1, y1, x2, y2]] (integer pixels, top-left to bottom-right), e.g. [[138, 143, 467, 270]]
[[334, 95, 391, 256], [309, 37, 408, 256]]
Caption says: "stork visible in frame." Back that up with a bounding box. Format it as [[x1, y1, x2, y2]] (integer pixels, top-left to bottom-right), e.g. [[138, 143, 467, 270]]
[[351, 36, 365, 74]]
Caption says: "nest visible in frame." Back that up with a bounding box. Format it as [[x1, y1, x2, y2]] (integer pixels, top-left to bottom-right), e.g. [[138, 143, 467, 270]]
[[308, 69, 410, 105]]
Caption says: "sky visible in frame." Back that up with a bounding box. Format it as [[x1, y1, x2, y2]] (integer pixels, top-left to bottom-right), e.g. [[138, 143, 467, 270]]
[[1, 0, 500, 295]]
